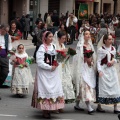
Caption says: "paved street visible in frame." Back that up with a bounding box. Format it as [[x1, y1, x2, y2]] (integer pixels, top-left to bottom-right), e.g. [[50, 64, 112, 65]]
[[0, 38, 119, 120]]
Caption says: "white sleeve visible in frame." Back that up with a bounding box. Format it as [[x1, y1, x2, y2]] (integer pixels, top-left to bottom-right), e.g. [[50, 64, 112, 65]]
[[8, 35, 12, 51], [66, 18, 69, 27], [73, 17, 78, 23], [36, 45, 52, 70]]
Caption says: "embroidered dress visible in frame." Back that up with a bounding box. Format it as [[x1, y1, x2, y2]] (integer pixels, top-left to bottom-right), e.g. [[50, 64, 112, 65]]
[[73, 41, 96, 103], [31, 44, 64, 110], [96, 45, 120, 104], [11, 52, 33, 94], [56, 43, 75, 104], [78, 45, 96, 102]]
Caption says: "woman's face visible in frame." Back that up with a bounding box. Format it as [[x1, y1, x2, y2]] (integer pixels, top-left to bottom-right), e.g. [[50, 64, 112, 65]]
[[11, 23, 16, 29], [61, 24, 65, 30], [17, 45, 24, 53], [59, 35, 66, 44], [84, 31, 91, 41], [104, 35, 113, 45], [46, 33, 53, 44], [38, 21, 42, 28]]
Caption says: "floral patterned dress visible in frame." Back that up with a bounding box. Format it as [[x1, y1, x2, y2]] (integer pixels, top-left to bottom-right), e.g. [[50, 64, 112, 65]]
[[11, 53, 33, 94], [31, 44, 64, 110], [77, 45, 96, 102]]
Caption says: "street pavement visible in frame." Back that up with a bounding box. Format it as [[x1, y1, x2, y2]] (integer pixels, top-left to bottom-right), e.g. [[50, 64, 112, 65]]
[[0, 37, 119, 120]]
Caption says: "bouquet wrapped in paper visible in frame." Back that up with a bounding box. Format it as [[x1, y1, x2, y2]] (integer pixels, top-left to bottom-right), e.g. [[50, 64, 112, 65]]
[[65, 47, 77, 63], [56, 50, 67, 63], [26, 56, 35, 65]]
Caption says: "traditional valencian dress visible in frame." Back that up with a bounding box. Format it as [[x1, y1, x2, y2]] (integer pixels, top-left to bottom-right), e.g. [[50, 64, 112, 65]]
[[32, 43, 64, 110], [11, 52, 33, 94], [53, 38, 75, 104], [96, 45, 120, 104], [73, 39, 96, 102]]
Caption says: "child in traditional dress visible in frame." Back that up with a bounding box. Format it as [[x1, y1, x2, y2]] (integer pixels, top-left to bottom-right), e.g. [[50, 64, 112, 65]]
[[11, 44, 33, 97]]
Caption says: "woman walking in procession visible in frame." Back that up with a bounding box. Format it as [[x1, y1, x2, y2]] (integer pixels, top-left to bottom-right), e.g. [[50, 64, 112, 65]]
[[96, 34, 120, 113], [31, 31, 64, 119], [53, 31, 75, 113], [72, 30, 96, 115]]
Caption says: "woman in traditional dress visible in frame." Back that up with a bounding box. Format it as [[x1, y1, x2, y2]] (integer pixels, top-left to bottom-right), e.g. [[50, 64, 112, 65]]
[[9, 20, 22, 49], [53, 31, 75, 112], [72, 30, 96, 115], [11, 44, 33, 97], [31, 31, 64, 118], [96, 34, 120, 114]]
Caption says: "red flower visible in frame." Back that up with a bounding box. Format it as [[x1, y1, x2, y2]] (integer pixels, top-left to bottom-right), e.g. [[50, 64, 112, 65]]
[[52, 60, 58, 66], [0, 46, 2, 50]]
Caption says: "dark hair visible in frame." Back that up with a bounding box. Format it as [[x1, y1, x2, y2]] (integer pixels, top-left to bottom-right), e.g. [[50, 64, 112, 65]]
[[40, 23, 46, 29], [0, 24, 5, 29], [83, 30, 90, 36], [45, 31, 52, 38], [103, 34, 111, 44], [35, 20, 42, 25], [17, 44, 24, 49], [10, 20, 17, 27], [57, 31, 66, 39]]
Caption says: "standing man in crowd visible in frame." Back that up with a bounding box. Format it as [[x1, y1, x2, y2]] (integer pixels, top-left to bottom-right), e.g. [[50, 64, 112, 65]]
[[0, 24, 12, 97], [66, 13, 78, 44]]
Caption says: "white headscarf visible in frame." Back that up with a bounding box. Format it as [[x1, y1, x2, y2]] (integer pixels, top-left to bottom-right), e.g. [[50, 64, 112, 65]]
[[15, 44, 28, 59]]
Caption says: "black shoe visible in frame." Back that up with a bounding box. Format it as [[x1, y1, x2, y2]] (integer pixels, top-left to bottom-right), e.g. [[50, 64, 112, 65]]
[[18, 94, 24, 98], [96, 108, 105, 113], [114, 110, 120, 114], [74, 106, 84, 111], [88, 110, 95, 115], [118, 114, 120, 119], [0, 96, 1, 100]]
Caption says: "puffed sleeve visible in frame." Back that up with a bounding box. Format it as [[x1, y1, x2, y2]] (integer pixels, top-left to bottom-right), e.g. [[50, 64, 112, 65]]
[[8, 35, 12, 51], [36, 45, 52, 70], [97, 48, 105, 72]]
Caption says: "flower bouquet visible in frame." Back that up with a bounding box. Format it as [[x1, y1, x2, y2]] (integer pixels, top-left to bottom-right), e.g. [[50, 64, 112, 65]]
[[84, 50, 94, 58], [84, 50, 94, 67], [7, 48, 16, 58], [18, 56, 35, 68], [65, 47, 77, 63], [56, 50, 67, 63], [116, 53, 120, 60], [26, 56, 35, 65]]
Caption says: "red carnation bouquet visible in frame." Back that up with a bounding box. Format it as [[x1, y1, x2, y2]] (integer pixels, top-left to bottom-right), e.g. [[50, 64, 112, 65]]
[[56, 50, 67, 62], [84, 50, 94, 58], [52, 48, 76, 66], [52, 50, 67, 66]]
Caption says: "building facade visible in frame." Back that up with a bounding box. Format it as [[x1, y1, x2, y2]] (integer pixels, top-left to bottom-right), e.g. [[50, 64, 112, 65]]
[[0, 0, 120, 24], [0, 0, 29, 24]]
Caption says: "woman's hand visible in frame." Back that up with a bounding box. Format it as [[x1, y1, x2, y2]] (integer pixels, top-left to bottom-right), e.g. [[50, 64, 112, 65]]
[[84, 57, 92, 66], [51, 66, 57, 71], [13, 58, 17, 62], [107, 60, 114, 67], [63, 48, 68, 52], [22, 62, 28, 67], [99, 71, 103, 77]]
